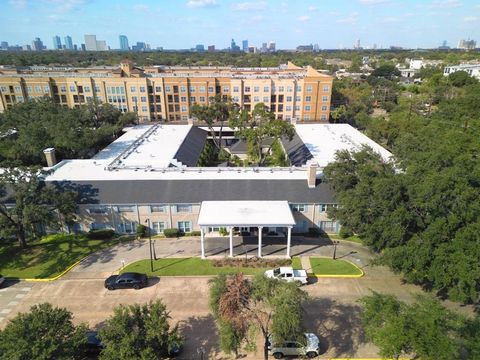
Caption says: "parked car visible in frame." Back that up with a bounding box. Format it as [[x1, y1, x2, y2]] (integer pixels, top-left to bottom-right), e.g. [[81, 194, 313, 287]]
[[104, 272, 148, 290], [264, 267, 308, 285], [82, 330, 104, 356], [268, 333, 320, 358], [0, 274, 4, 287]]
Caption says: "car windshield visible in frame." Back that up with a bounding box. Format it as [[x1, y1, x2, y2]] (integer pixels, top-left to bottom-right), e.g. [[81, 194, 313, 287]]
[[273, 268, 280, 276]]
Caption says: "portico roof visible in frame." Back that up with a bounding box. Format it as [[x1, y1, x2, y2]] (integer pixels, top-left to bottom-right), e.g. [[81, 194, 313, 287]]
[[198, 201, 295, 227]]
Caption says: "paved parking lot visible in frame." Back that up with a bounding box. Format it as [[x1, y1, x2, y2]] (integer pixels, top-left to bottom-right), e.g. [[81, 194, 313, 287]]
[[0, 281, 34, 325]]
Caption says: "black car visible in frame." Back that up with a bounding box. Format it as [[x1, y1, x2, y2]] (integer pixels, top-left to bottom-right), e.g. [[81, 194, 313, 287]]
[[0, 274, 4, 287], [82, 331, 104, 357], [104, 272, 148, 290]]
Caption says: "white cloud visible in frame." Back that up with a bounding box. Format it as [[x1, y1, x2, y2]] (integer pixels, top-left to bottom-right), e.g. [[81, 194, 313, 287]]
[[429, 0, 462, 8], [464, 16, 479, 22], [186, 0, 218, 8], [336, 13, 358, 24], [308, 6, 317, 11], [297, 15, 310, 21], [44, 0, 86, 13], [359, 0, 390, 4], [232, 1, 266, 11]]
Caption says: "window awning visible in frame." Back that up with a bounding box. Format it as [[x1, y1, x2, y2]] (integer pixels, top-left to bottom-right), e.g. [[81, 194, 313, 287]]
[[198, 201, 295, 227]]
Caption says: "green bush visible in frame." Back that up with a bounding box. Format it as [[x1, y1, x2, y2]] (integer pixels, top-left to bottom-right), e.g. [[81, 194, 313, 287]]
[[87, 229, 115, 239], [219, 227, 228, 236], [164, 228, 180, 238], [339, 226, 353, 239], [186, 231, 201, 236], [136, 224, 147, 238], [308, 227, 320, 237]]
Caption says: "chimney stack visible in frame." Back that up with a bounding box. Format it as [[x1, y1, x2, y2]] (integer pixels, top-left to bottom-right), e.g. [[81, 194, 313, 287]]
[[307, 161, 318, 188], [43, 148, 57, 167]]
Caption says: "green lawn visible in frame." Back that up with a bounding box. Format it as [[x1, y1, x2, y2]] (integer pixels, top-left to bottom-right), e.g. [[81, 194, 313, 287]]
[[122, 258, 269, 276], [328, 235, 363, 244], [0, 234, 125, 279], [309, 257, 363, 276], [291, 256, 302, 269]]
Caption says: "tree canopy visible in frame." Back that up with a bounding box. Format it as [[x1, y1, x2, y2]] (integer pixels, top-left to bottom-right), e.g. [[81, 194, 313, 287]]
[[0, 303, 87, 360]]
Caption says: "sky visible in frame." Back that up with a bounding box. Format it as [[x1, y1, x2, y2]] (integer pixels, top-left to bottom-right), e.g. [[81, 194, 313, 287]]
[[1, 0, 479, 50]]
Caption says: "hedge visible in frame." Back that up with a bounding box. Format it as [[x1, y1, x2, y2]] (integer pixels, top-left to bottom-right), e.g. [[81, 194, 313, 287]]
[[164, 228, 180, 238]]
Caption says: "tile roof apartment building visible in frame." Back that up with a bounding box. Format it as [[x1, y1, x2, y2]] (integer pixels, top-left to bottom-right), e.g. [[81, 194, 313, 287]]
[[0, 61, 333, 122], [40, 123, 392, 257]]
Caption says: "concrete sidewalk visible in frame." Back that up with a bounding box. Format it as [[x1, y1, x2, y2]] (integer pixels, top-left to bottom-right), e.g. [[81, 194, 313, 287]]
[[67, 236, 372, 278]]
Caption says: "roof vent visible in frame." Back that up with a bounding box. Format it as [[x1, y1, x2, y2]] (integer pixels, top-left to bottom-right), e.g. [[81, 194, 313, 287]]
[[43, 148, 57, 167], [307, 162, 318, 188]]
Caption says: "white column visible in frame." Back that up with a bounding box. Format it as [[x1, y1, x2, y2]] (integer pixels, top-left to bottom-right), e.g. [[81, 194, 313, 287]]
[[229, 227, 233, 257], [200, 227, 205, 259], [258, 226, 263, 258], [286, 227, 292, 258]]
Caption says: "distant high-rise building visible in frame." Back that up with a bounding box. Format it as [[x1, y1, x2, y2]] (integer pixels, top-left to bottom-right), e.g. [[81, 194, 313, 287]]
[[0, 41, 8, 50], [230, 38, 240, 52], [119, 35, 129, 50], [96, 40, 107, 51], [261, 43, 267, 52], [84, 35, 97, 51], [313, 43, 319, 52], [32, 37, 45, 51], [64, 36, 73, 50], [22, 45, 31, 51], [458, 39, 476, 50], [208, 45, 215, 52], [53, 35, 62, 50], [195, 44, 205, 52], [267, 41, 275, 52], [242, 39, 248, 52], [132, 42, 149, 51]]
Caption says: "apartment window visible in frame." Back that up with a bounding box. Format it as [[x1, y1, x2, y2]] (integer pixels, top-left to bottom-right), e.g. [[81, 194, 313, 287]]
[[165, 85, 171, 92], [319, 204, 329, 212], [305, 96, 312, 102], [0, 86, 6, 92], [319, 221, 338, 233], [291, 204, 307, 212], [286, 96, 292, 102], [321, 114, 327, 121], [189, 86, 196, 92], [84, 86, 91, 92], [26, 85, 32, 92], [272, 86, 276, 93], [90, 222, 110, 230], [296, 85, 302, 92], [287, 86, 293, 92], [180, 96, 187, 102], [278, 86, 284, 92], [322, 105, 328, 111], [142, 105, 148, 112], [263, 86, 269, 92], [132, 96, 137, 102], [14, 86, 21, 92], [87, 206, 109, 214], [190, 96, 196, 102], [130, 86, 136, 92], [141, 96, 147, 102], [233, 96, 240, 103], [233, 86, 239, 93], [118, 221, 136, 234], [263, 96, 269, 103], [175, 204, 192, 213], [286, 105, 292, 111], [152, 221, 165, 234], [295, 96, 301, 102], [35, 85, 42, 92], [304, 105, 311, 111], [181, 115, 188, 121], [208, 86, 214, 92], [295, 105, 300, 111], [44, 85, 50, 93], [155, 86, 162, 92], [199, 96, 206, 102], [17, 96, 24, 102], [223, 86, 229, 92], [94, 85, 101, 92], [322, 96, 329, 102], [181, 105, 187, 112], [254, 96, 260, 102], [140, 86, 146, 93], [323, 85, 330, 92], [116, 205, 134, 212], [244, 86, 251, 92], [199, 86, 205, 93], [306, 85, 313, 92], [304, 115, 310, 120], [150, 205, 166, 212], [253, 86, 259, 92], [177, 221, 192, 233]]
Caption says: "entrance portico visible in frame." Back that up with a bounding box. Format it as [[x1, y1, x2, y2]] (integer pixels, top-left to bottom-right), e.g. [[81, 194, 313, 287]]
[[197, 201, 295, 259]]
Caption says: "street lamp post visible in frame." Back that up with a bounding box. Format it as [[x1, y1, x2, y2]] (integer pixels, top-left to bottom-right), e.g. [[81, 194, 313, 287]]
[[145, 218, 153, 272]]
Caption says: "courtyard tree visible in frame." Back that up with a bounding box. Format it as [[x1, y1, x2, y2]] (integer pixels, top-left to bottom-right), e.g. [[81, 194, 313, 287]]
[[360, 293, 463, 360], [229, 103, 295, 165], [190, 95, 236, 155], [209, 273, 307, 360], [0, 303, 87, 360], [99, 300, 182, 360], [0, 166, 78, 248]]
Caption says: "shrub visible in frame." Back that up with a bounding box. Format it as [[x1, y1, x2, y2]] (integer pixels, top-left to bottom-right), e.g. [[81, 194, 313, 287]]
[[136, 224, 147, 238], [219, 227, 228, 236], [187, 231, 201, 236], [339, 226, 353, 239], [87, 229, 115, 239], [164, 228, 180, 238], [307, 227, 320, 237], [211, 257, 292, 268]]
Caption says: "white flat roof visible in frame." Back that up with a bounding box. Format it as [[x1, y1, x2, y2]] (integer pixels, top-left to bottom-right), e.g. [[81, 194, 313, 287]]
[[294, 123, 393, 167], [198, 201, 295, 227]]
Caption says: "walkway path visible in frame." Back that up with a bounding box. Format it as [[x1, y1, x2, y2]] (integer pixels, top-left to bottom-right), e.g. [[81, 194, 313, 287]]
[[67, 236, 372, 278]]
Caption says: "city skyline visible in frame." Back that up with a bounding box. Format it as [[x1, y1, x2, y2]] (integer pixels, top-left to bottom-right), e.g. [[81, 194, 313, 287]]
[[1, 0, 480, 49]]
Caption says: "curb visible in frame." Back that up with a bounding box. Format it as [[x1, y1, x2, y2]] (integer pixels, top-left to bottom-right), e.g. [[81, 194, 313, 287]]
[[306, 256, 365, 278]]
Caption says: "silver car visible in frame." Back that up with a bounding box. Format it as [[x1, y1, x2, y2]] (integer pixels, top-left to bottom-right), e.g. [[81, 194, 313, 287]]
[[268, 333, 320, 358]]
